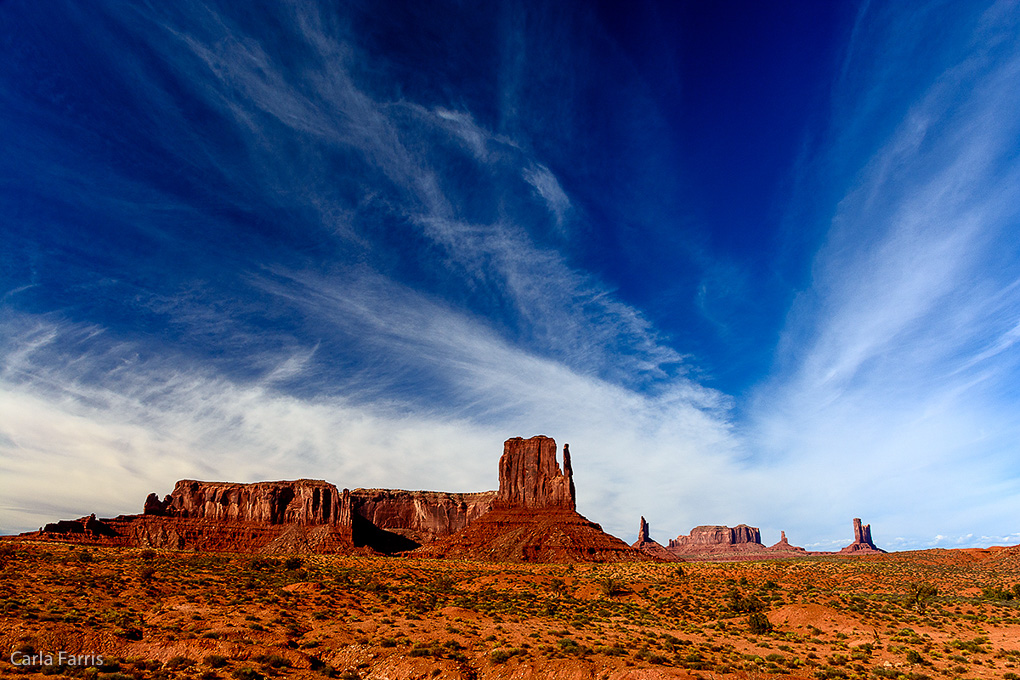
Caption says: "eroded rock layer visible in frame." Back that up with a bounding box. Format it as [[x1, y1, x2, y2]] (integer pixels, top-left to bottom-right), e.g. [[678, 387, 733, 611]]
[[417, 436, 651, 563], [416, 508, 649, 563], [495, 436, 575, 510], [766, 530, 808, 554], [839, 518, 885, 554], [668, 525, 766, 557], [350, 489, 495, 544], [162, 479, 347, 525]]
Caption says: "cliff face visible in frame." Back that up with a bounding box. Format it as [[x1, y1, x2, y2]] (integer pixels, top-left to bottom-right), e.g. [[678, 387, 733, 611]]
[[417, 436, 652, 563], [669, 525, 762, 549], [350, 489, 495, 542], [495, 436, 575, 510], [21, 479, 500, 554], [163, 479, 348, 526]]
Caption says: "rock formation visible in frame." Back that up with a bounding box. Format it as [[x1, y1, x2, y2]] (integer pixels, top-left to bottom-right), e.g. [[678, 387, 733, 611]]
[[417, 436, 652, 563], [494, 436, 575, 510], [839, 518, 885, 554], [669, 525, 762, 552], [350, 489, 495, 543], [631, 516, 679, 561], [22, 480, 355, 554], [165, 479, 347, 525], [766, 530, 808, 554], [42, 514, 117, 538]]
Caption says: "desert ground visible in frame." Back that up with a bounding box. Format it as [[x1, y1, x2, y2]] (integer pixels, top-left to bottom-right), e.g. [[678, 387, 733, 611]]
[[3, 542, 1020, 680]]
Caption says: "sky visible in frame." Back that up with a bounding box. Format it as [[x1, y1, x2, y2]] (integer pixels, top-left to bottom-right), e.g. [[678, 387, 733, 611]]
[[2, 0, 1020, 551]]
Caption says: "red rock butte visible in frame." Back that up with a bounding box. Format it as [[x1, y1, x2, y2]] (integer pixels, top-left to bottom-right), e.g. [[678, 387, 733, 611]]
[[8, 435, 651, 563], [839, 517, 885, 554], [494, 436, 575, 510], [414, 436, 651, 562]]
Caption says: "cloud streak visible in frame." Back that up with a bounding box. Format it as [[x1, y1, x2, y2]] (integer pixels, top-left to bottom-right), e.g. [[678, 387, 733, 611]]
[[751, 0, 1020, 544], [3, 0, 1020, 552]]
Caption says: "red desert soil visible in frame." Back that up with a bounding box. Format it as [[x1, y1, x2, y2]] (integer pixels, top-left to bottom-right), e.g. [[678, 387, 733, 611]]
[[5, 543, 1020, 679]]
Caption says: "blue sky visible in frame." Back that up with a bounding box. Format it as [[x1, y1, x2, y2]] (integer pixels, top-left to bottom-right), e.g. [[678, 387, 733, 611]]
[[3, 0, 1020, 550]]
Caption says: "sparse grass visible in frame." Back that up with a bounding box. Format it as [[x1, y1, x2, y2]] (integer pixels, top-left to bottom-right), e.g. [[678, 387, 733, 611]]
[[3, 541, 1020, 678]]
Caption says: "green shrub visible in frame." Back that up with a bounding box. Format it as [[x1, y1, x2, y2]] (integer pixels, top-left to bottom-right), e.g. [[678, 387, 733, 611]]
[[747, 612, 773, 634], [231, 668, 263, 680], [490, 649, 513, 664], [597, 576, 624, 598], [905, 583, 938, 610], [165, 656, 195, 670], [204, 654, 229, 668]]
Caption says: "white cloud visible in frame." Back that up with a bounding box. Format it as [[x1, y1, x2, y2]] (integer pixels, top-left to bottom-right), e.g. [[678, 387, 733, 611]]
[[0, 308, 746, 541], [748, 0, 1020, 549], [523, 163, 571, 232]]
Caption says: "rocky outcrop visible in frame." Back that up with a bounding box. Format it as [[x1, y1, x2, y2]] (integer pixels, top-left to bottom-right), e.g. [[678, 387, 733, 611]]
[[632, 517, 680, 561], [143, 493, 168, 516], [166, 479, 345, 525], [766, 530, 808, 554], [350, 489, 495, 544], [20, 480, 357, 553], [839, 518, 885, 554], [16, 479, 501, 555], [417, 436, 652, 563], [669, 525, 762, 550], [495, 436, 575, 510], [42, 514, 117, 538], [419, 507, 646, 563]]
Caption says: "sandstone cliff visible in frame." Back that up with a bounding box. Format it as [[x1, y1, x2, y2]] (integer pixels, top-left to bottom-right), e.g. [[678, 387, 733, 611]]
[[495, 436, 575, 510], [667, 524, 766, 557], [19, 478, 500, 555], [669, 524, 762, 549], [164, 479, 346, 525], [417, 436, 651, 563], [350, 489, 495, 543]]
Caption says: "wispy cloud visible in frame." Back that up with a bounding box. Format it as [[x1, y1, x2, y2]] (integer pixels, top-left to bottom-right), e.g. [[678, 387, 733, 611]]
[[4, 0, 1020, 552], [0, 305, 746, 540], [751, 0, 1020, 547]]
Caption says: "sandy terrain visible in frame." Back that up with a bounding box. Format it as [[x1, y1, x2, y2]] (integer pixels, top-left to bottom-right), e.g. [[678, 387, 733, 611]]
[[3, 542, 1020, 679]]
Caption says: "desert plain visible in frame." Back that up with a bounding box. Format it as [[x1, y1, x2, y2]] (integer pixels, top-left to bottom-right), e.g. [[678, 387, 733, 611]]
[[4, 541, 1020, 680]]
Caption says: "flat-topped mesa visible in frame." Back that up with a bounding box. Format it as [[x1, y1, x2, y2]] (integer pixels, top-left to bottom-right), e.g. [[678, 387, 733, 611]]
[[163, 479, 347, 525], [669, 524, 762, 549], [495, 436, 575, 511], [839, 517, 885, 554]]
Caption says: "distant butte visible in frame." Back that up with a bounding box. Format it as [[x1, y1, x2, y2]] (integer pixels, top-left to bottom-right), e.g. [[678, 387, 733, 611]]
[[4, 435, 889, 562], [839, 517, 886, 554], [766, 530, 808, 554], [668, 524, 765, 557]]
